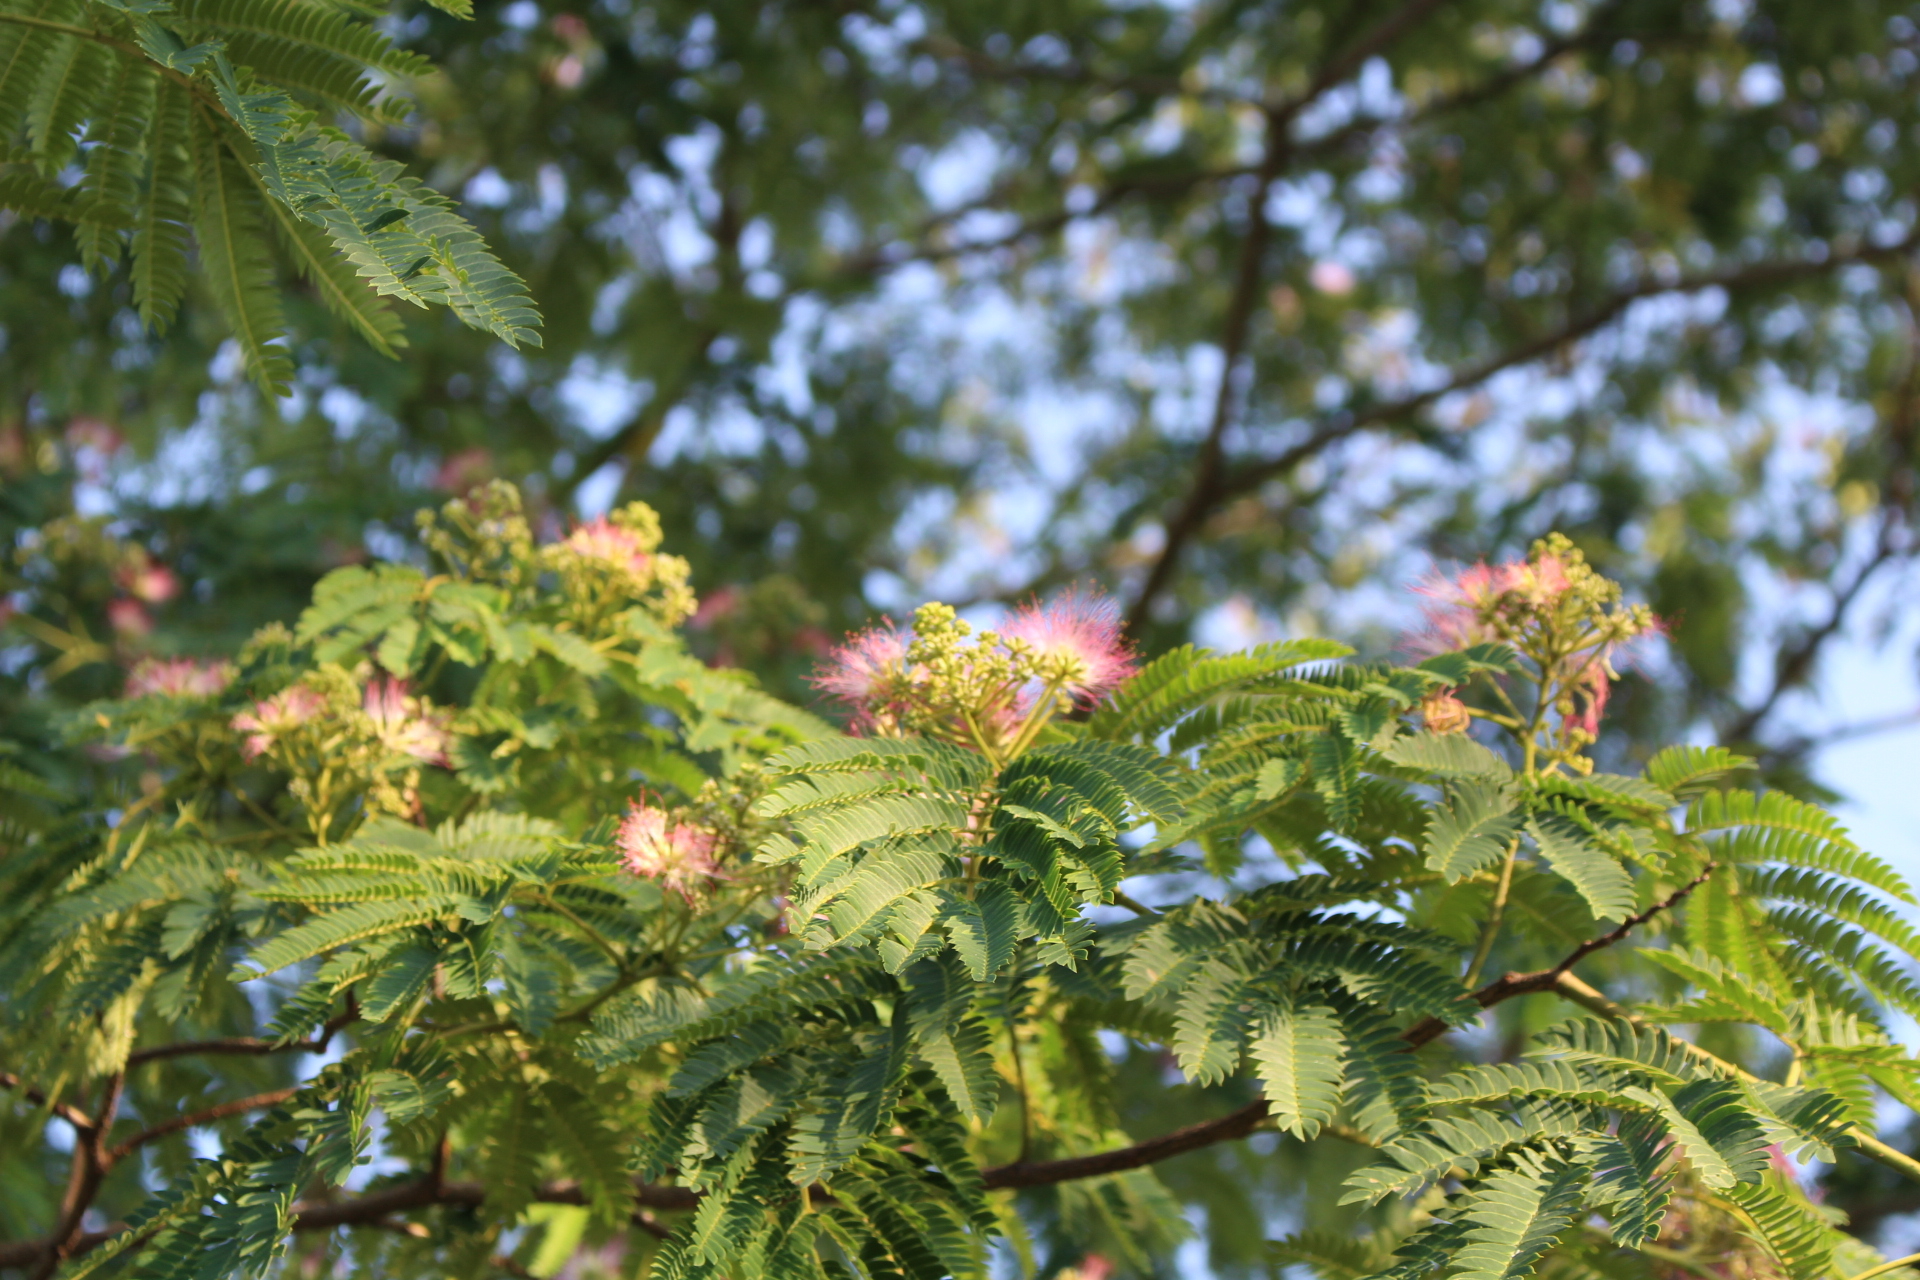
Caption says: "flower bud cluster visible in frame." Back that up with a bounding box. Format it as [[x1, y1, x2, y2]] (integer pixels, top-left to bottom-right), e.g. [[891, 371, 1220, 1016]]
[[539, 502, 695, 628], [125, 657, 234, 699], [1412, 534, 1658, 764], [813, 589, 1135, 765], [417, 482, 695, 631], [230, 666, 453, 833]]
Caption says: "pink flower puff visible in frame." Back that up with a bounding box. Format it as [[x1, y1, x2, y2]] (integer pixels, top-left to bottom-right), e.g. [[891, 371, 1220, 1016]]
[[117, 560, 180, 605], [126, 657, 234, 699], [231, 686, 328, 760], [1409, 555, 1573, 655], [1000, 588, 1137, 706], [810, 621, 914, 730], [362, 678, 453, 766], [1565, 661, 1611, 738], [617, 800, 720, 899], [106, 598, 152, 638], [562, 517, 652, 576]]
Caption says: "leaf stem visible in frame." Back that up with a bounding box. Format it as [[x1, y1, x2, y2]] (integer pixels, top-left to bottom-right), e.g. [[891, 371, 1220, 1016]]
[[534, 893, 626, 973], [1852, 1255, 1920, 1280], [1000, 678, 1066, 761], [1462, 835, 1522, 987]]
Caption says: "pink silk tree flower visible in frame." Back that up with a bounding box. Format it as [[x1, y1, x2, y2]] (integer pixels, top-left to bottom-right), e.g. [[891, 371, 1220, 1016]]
[[1503, 553, 1571, 607], [562, 516, 652, 576], [617, 801, 720, 899], [117, 559, 180, 605], [1565, 661, 1611, 738], [126, 657, 234, 699], [1000, 588, 1137, 706], [363, 678, 453, 766], [231, 686, 327, 760], [1411, 555, 1579, 655], [1407, 563, 1507, 654], [106, 598, 152, 638], [811, 622, 915, 730]]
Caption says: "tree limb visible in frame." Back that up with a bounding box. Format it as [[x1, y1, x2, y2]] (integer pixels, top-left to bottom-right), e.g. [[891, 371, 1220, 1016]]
[[831, 163, 1259, 278], [106, 1087, 301, 1165], [0, 862, 1814, 1266], [1228, 230, 1920, 495], [1721, 533, 1902, 746], [1400, 860, 1717, 1049], [1724, 283, 1920, 749], [1000, 861, 1717, 1186], [126, 1004, 357, 1068], [1123, 122, 1285, 633], [1123, 223, 1920, 627], [553, 326, 719, 507], [32, 1072, 123, 1280], [0, 1071, 100, 1133]]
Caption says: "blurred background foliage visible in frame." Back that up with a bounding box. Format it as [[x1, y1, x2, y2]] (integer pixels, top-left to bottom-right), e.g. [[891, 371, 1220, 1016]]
[[8, 0, 1920, 1270]]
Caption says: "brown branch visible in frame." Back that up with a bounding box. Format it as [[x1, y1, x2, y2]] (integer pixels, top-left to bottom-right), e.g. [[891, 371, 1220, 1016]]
[[555, 326, 721, 506], [32, 1071, 123, 1280], [1722, 534, 1901, 746], [1115, 224, 1920, 628], [983, 1105, 1272, 1188], [0, 1229, 120, 1271], [910, 34, 1194, 102], [1123, 122, 1285, 633], [1726, 278, 1920, 747], [1400, 861, 1717, 1050], [859, 0, 1593, 293], [287, 1176, 700, 1233], [831, 164, 1258, 279], [0, 1071, 99, 1133], [1291, 0, 1455, 108], [106, 1087, 301, 1165], [0, 861, 1718, 1264], [1001, 861, 1717, 1186], [1775, 707, 1920, 753], [1120, 0, 1463, 632], [126, 1005, 356, 1068]]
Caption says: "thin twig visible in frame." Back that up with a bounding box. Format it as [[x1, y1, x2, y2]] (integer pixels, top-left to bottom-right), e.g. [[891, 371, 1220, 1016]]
[[0, 1071, 100, 1133], [997, 861, 1717, 1186], [107, 1088, 301, 1164], [126, 1004, 357, 1068], [1124, 225, 1920, 627], [1722, 534, 1902, 745], [1401, 860, 1718, 1049]]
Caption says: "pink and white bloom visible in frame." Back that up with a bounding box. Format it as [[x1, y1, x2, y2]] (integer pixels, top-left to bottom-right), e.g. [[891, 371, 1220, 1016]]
[[1408, 555, 1573, 655], [617, 800, 720, 899], [117, 559, 180, 605], [1565, 661, 1612, 738], [106, 598, 152, 638], [126, 657, 234, 699], [561, 517, 652, 576], [1001, 588, 1136, 706], [231, 686, 327, 760], [362, 678, 452, 766], [811, 622, 915, 730]]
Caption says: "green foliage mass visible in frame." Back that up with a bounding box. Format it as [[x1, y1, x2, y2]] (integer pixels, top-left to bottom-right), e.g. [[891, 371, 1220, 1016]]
[[0, 0, 540, 392], [4, 0, 1920, 770], [5, 2, 1920, 1278], [3, 488, 1920, 1280]]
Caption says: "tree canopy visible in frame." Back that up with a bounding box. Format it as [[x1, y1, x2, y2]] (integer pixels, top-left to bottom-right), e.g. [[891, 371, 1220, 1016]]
[[8, 503, 1920, 1280], [6, 1, 1920, 1278]]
